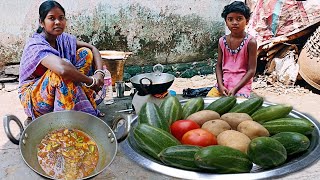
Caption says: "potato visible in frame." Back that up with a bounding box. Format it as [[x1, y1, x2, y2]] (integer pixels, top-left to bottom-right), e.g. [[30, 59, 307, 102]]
[[201, 119, 231, 136], [220, 113, 253, 130], [217, 130, 251, 153], [186, 110, 220, 126], [237, 120, 270, 139]]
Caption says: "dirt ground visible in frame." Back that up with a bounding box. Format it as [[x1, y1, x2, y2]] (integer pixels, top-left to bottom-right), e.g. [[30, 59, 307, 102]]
[[171, 74, 320, 123], [1, 74, 319, 122], [1, 75, 320, 146], [1, 75, 320, 179]]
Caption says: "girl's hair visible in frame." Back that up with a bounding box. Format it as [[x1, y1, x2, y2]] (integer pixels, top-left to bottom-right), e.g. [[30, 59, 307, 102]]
[[36, 0, 65, 33], [221, 1, 251, 20]]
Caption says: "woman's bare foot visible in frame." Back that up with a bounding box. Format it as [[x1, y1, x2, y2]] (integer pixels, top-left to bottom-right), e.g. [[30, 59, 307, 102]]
[[24, 117, 32, 126], [98, 112, 105, 117]]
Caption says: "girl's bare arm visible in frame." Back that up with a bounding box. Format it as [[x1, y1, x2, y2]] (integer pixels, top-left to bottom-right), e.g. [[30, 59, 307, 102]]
[[216, 43, 228, 96]]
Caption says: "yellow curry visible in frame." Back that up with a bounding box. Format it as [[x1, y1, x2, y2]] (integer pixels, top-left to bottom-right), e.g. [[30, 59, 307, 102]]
[[37, 128, 99, 179]]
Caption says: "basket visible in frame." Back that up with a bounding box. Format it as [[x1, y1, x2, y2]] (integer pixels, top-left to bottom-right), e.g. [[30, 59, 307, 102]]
[[99, 50, 133, 86], [298, 27, 320, 90]]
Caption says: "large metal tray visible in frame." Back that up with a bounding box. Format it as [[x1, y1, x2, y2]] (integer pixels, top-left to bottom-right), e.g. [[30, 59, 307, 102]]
[[119, 97, 320, 180]]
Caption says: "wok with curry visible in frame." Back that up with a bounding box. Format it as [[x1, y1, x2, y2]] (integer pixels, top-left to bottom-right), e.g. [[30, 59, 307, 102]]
[[37, 128, 99, 179]]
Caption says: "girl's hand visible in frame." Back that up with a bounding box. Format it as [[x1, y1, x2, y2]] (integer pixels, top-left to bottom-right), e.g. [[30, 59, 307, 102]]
[[218, 85, 229, 96], [228, 88, 237, 97]]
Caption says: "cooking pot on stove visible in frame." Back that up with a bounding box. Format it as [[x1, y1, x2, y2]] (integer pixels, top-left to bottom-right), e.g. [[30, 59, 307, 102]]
[[130, 64, 175, 95], [3, 111, 132, 179]]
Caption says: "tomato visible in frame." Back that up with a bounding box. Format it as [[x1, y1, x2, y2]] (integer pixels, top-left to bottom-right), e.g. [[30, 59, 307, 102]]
[[181, 129, 217, 147], [170, 120, 200, 141]]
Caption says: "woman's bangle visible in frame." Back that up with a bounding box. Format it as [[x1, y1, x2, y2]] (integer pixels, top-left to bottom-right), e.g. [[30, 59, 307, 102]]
[[94, 69, 105, 78], [84, 76, 96, 87]]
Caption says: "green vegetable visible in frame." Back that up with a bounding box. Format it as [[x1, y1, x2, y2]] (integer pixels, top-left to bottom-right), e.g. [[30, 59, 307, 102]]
[[272, 132, 310, 156], [194, 145, 253, 173], [251, 104, 293, 123], [89, 145, 95, 153], [205, 96, 236, 115], [160, 96, 183, 125], [138, 102, 169, 132], [158, 145, 201, 171], [247, 137, 287, 169], [229, 96, 263, 115], [263, 118, 315, 135], [133, 123, 180, 160], [182, 97, 204, 119]]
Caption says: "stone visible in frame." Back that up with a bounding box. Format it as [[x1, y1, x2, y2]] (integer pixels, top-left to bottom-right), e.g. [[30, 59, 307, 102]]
[[3, 82, 19, 92], [142, 65, 153, 73], [4, 65, 20, 76], [194, 61, 208, 68], [123, 73, 131, 82], [173, 63, 191, 72], [198, 66, 214, 75], [163, 65, 172, 73], [0, 77, 17, 83], [180, 69, 198, 78], [166, 71, 178, 77], [125, 65, 142, 76]]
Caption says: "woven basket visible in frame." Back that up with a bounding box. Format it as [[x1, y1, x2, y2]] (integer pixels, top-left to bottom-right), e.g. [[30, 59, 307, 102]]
[[298, 26, 320, 90]]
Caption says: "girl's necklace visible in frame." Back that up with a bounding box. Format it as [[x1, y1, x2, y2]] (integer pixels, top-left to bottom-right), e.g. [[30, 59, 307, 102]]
[[229, 36, 239, 62]]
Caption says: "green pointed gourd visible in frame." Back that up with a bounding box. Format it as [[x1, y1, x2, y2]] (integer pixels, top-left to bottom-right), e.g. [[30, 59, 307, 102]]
[[205, 96, 237, 115], [160, 96, 183, 125], [138, 102, 169, 132], [182, 97, 204, 119]]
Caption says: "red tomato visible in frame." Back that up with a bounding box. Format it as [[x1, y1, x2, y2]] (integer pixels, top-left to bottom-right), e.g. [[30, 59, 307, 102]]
[[170, 120, 200, 141], [181, 129, 217, 147]]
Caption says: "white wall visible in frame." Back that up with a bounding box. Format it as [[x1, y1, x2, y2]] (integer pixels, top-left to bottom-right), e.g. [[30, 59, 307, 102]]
[[0, 0, 229, 65]]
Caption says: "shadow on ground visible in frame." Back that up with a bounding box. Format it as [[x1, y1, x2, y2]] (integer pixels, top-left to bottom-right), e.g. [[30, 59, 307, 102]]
[[296, 79, 320, 95]]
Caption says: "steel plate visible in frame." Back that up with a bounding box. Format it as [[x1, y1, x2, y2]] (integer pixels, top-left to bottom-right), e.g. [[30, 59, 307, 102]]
[[119, 97, 320, 180]]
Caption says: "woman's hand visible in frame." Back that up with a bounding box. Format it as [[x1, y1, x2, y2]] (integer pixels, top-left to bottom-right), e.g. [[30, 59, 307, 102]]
[[91, 73, 104, 92]]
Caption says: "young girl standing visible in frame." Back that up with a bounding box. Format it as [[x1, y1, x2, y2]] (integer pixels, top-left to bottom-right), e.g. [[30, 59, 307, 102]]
[[207, 1, 257, 98]]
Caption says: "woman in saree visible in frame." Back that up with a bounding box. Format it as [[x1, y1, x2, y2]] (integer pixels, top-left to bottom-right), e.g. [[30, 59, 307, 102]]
[[19, 0, 105, 125]]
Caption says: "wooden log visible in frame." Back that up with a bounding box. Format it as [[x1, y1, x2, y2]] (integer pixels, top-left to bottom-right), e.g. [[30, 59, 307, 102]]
[[266, 44, 286, 57]]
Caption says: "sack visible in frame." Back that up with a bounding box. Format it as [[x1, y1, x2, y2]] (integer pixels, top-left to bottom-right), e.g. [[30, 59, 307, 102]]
[[182, 87, 212, 97]]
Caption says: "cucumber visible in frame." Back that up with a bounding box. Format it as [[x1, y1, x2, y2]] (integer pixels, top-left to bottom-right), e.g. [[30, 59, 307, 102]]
[[272, 132, 310, 156], [205, 96, 237, 115], [262, 118, 315, 135], [182, 97, 204, 119], [229, 96, 264, 115], [138, 102, 169, 132], [194, 145, 253, 173], [160, 96, 183, 125], [251, 104, 293, 123], [158, 145, 201, 171], [247, 137, 287, 169], [133, 123, 180, 160]]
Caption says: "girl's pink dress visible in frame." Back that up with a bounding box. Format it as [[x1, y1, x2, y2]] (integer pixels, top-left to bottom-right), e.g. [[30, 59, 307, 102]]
[[218, 34, 253, 98]]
